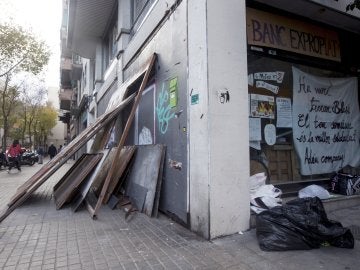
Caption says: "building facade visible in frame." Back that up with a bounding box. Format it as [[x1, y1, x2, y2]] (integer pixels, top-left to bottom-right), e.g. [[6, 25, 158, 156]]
[[60, 0, 360, 239]]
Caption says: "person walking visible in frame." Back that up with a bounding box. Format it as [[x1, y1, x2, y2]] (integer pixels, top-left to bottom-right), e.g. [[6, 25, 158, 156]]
[[48, 143, 57, 160], [7, 139, 22, 172], [37, 146, 44, 164]]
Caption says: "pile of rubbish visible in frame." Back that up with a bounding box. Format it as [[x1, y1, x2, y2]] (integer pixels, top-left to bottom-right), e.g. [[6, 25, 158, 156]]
[[249, 173, 354, 251]]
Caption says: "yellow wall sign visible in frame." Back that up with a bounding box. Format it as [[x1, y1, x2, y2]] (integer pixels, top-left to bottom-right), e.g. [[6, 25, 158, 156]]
[[246, 8, 341, 62]]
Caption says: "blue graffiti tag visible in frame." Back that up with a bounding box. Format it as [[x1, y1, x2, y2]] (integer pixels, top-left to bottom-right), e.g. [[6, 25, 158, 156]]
[[156, 83, 175, 134]]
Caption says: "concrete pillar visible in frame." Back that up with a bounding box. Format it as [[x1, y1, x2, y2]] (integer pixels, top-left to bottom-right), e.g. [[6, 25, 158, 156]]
[[94, 44, 103, 93], [188, 0, 250, 239]]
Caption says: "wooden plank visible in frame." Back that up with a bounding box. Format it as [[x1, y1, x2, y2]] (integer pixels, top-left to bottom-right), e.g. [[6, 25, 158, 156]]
[[0, 93, 136, 223], [53, 155, 88, 192], [54, 153, 103, 209], [8, 94, 134, 206], [71, 149, 110, 212], [89, 53, 157, 218], [89, 121, 115, 153], [103, 146, 136, 204]]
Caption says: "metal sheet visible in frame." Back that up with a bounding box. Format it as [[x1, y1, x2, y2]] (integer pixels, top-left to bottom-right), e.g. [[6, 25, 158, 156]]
[[124, 144, 166, 217], [126, 183, 147, 211]]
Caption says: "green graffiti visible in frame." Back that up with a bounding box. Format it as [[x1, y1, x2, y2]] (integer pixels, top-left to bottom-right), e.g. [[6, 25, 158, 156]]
[[156, 83, 175, 134]]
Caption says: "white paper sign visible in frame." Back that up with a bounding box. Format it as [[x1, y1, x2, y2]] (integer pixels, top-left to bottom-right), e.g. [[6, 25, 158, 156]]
[[264, 124, 276, 145], [249, 117, 261, 141], [292, 67, 360, 175], [276, 97, 292, 128]]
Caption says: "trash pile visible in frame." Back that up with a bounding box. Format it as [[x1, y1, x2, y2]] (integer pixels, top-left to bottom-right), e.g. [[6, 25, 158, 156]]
[[256, 197, 354, 251], [250, 172, 282, 214]]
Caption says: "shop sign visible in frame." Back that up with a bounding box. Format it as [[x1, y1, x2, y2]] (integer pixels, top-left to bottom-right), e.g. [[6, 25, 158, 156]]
[[247, 8, 341, 62]]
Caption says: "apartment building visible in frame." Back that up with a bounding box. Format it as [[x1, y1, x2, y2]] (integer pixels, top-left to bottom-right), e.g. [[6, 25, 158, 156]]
[[60, 0, 360, 239]]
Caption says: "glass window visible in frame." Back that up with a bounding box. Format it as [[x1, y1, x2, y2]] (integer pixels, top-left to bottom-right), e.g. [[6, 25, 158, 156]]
[[247, 53, 357, 183], [131, 0, 157, 36]]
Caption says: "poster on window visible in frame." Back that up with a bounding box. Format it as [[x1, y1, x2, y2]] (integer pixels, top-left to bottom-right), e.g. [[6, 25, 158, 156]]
[[250, 94, 275, 119], [292, 67, 360, 175]]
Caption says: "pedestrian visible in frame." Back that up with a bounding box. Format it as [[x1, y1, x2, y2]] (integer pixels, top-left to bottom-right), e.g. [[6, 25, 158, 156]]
[[58, 144, 63, 153], [37, 146, 44, 164], [48, 143, 57, 160], [7, 139, 22, 172], [0, 150, 7, 170]]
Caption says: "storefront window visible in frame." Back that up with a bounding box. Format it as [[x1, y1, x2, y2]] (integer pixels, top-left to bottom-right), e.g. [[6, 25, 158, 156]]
[[248, 54, 360, 183]]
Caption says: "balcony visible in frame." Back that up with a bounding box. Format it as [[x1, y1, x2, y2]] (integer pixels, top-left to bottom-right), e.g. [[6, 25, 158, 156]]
[[67, 0, 117, 58], [59, 88, 73, 111]]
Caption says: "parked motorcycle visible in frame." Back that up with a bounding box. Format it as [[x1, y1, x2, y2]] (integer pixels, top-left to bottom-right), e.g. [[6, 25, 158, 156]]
[[21, 150, 39, 166], [0, 151, 8, 170]]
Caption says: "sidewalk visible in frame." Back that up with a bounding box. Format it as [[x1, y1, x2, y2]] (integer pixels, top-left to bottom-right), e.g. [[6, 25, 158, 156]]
[[0, 160, 359, 270]]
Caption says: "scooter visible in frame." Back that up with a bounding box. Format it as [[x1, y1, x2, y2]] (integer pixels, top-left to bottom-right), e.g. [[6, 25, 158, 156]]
[[21, 151, 39, 166]]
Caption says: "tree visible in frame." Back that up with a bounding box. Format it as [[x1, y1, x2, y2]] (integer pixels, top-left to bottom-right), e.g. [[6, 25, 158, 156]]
[[0, 23, 50, 78], [0, 23, 50, 150], [34, 103, 58, 148], [0, 74, 21, 150], [16, 73, 47, 146]]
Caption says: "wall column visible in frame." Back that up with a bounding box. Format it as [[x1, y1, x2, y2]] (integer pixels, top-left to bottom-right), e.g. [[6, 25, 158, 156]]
[[188, 0, 250, 239]]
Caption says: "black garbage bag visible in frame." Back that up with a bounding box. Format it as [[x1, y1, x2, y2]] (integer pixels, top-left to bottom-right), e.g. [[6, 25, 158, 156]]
[[256, 197, 354, 251]]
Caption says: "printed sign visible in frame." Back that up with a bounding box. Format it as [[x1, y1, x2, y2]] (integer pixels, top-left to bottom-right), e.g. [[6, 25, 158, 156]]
[[247, 8, 341, 62], [250, 94, 275, 119], [292, 67, 360, 175]]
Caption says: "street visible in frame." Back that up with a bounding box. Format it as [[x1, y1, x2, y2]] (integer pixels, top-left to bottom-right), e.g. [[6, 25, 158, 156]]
[[0, 160, 359, 270]]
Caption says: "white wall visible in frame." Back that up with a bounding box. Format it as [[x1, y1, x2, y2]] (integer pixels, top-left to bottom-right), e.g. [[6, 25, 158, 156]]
[[188, 0, 211, 238], [207, 0, 250, 238], [188, 0, 250, 239]]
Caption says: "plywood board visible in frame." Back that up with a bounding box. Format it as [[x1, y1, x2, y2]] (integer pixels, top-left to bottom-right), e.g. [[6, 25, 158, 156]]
[[53, 153, 103, 209], [71, 149, 110, 212], [103, 146, 136, 203]]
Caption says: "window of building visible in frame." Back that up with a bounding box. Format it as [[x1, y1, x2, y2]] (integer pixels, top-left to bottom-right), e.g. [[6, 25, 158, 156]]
[[102, 16, 118, 77], [131, 0, 157, 36]]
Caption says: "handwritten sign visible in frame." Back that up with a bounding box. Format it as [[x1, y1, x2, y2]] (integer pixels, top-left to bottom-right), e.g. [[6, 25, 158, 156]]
[[247, 8, 341, 62], [292, 67, 360, 175]]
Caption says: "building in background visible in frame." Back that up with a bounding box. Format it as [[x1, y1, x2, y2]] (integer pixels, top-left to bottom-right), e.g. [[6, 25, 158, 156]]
[[60, 0, 360, 239], [47, 86, 66, 150]]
